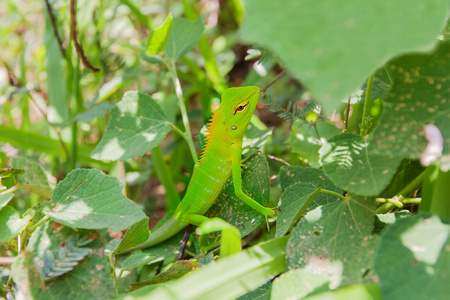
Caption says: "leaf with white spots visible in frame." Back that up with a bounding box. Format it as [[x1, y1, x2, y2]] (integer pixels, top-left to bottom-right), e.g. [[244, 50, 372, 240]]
[[286, 195, 378, 288], [12, 222, 114, 299], [91, 91, 171, 161], [271, 269, 330, 300], [276, 183, 321, 238], [11, 157, 49, 187], [241, 0, 448, 111], [288, 120, 340, 168], [280, 166, 342, 198], [44, 168, 146, 232], [374, 213, 450, 300], [320, 133, 402, 196], [0, 205, 32, 242], [205, 153, 270, 238], [370, 42, 450, 158]]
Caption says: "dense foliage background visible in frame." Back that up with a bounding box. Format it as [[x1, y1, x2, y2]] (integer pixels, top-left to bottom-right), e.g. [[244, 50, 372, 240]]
[[1, 0, 449, 299]]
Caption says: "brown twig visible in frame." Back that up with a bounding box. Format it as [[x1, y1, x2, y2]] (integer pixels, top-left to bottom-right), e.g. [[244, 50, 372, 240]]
[[44, 0, 66, 57], [343, 96, 351, 133], [265, 154, 291, 166], [261, 69, 285, 97], [70, 0, 100, 72], [0, 55, 22, 87], [176, 225, 193, 261]]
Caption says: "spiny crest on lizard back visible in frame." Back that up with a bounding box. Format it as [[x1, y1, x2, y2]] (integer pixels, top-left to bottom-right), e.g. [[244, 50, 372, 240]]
[[199, 109, 221, 162]]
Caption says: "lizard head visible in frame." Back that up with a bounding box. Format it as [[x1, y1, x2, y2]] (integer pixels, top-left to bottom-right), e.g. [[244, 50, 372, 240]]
[[220, 86, 260, 139]]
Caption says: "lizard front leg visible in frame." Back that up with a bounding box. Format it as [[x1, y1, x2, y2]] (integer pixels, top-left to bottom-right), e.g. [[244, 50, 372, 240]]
[[231, 145, 276, 217]]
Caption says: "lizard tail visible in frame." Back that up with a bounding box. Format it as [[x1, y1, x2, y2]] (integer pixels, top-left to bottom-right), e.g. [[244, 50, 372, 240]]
[[133, 215, 188, 251]]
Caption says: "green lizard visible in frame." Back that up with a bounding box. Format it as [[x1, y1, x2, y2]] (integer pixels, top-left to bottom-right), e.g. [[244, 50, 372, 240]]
[[132, 86, 276, 251]]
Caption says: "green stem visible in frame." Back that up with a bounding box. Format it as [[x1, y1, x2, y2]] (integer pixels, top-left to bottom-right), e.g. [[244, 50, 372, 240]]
[[30, 215, 50, 232], [151, 146, 181, 212], [360, 73, 375, 136], [319, 188, 346, 200], [166, 59, 198, 164], [0, 185, 19, 196], [376, 170, 425, 214], [397, 170, 426, 198]]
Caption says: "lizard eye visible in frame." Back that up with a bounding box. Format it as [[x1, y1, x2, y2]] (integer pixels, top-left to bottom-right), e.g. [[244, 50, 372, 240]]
[[234, 102, 249, 114]]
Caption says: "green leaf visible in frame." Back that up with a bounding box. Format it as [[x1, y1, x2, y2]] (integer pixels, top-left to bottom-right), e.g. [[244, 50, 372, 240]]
[[286, 195, 378, 287], [74, 102, 112, 122], [12, 249, 114, 300], [165, 18, 204, 60], [373, 210, 410, 234], [288, 121, 340, 167], [206, 154, 270, 239], [370, 42, 450, 158], [241, 0, 448, 111], [0, 168, 25, 178], [242, 125, 273, 155], [117, 236, 289, 300], [0, 205, 31, 242], [44, 168, 145, 232], [147, 13, 173, 55], [91, 91, 172, 161], [197, 218, 241, 257], [121, 251, 155, 271], [90, 75, 132, 105], [320, 133, 401, 196], [114, 217, 150, 255], [303, 284, 382, 300], [421, 167, 450, 219], [271, 269, 330, 300], [276, 183, 320, 238], [44, 7, 68, 126], [0, 126, 112, 169], [19, 184, 53, 199], [0, 193, 14, 211], [11, 157, 49, 187], [280, 166, 342, 207], [374, 213, 450, 300], [130, 259, 198, 291], [237, 282, 271, 300]]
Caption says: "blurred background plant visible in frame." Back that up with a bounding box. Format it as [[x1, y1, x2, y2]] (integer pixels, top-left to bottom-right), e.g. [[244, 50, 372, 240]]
[[1, 0, 449, 299]]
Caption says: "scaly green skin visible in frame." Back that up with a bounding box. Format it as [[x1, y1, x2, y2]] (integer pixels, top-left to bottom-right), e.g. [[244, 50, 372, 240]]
[[132, 86, 275, 251]]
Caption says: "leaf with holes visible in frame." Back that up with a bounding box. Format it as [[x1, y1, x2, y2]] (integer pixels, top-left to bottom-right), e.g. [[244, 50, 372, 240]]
[[280, 166, 342, 207], [276, 183, 321, 238], [44, 168, 146, 232], [241, 0, 448, 111], [320, 133, 402, 196], [205, 154, 271, 239], [370, 42, 450, 158], [286, 195, 378, 288], [91, 91, 172, 161], [374, 213, 450, 300]]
